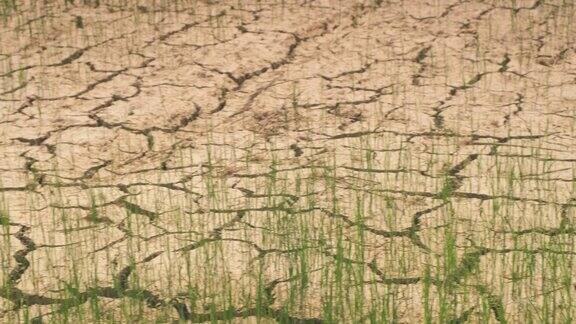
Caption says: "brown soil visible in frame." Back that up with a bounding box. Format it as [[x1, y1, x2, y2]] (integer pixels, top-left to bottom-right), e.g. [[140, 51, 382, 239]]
[[0, 0, 575, 322]]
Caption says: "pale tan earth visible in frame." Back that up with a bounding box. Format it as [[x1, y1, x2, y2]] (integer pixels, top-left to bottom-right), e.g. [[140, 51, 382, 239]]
[[0, 0, 575, 323]]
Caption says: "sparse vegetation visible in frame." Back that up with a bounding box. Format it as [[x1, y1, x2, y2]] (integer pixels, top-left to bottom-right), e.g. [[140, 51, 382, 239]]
[[0, 0, 575, 323]]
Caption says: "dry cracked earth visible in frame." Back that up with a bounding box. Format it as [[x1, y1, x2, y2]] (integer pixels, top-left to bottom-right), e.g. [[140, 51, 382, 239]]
[[0, 0, 576, 323]]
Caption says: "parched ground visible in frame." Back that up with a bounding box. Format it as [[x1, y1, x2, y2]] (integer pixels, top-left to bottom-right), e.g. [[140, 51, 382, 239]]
[[1, 0, 576, 322]]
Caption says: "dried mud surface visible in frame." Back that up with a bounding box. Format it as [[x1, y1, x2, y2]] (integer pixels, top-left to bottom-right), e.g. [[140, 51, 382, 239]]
[[1, 0, 576, 322]]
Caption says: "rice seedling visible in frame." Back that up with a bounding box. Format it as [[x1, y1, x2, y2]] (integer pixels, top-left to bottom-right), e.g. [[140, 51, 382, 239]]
[[0, 0, 575, 323]]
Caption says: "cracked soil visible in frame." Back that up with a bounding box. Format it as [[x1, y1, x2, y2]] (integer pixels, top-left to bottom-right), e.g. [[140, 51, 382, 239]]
[[1, 0, 576, 322]]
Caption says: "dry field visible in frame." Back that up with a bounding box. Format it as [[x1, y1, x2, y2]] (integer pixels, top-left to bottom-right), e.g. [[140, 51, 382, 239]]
[[0, 0, 575, 322]]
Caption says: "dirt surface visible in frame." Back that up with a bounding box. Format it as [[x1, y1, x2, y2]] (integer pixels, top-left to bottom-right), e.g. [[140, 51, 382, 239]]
[[1, 0, 576, 322]]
